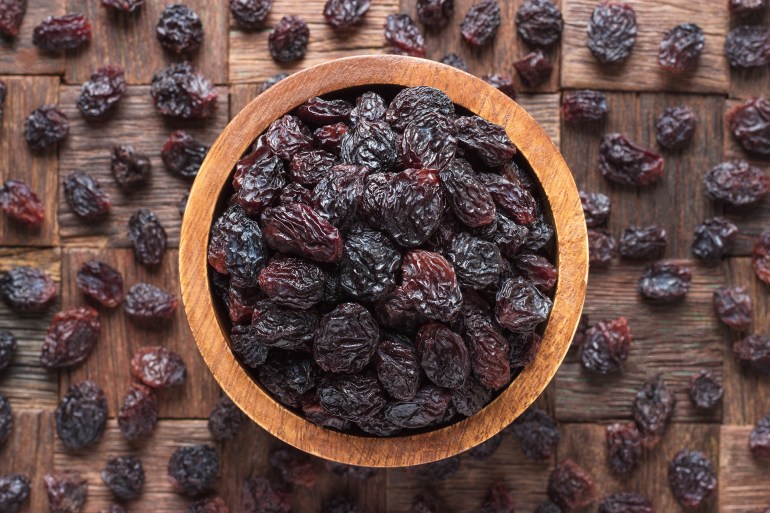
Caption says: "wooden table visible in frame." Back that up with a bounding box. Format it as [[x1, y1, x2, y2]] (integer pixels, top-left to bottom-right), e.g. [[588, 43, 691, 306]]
[[0, 1, 768, 512]]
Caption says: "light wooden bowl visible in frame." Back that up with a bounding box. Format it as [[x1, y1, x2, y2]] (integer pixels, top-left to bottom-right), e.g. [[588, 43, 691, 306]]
[[180, 55, 588, 468]]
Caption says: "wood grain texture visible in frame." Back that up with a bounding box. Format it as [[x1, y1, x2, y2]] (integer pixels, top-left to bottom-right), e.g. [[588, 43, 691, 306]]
[[57, 85, 229, 247], [518, 93, 561, 147], [561, 92, 724, 258], [559, 423, 721, 513], [719, 425, 770, 513], [60, 248, 220, 419], [64, 0, 229, 85], [0, 75, 60, 246], [561, 0, 730, 93], [0, 0, 65, 75], [722, 257, 770, 427], [228, 0, 398, 83], [398, 0, 561, 93], [555, 259, 725, 423]]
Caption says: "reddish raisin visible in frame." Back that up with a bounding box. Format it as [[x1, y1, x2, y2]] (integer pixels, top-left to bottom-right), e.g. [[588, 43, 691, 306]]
[[632, 374, 676, 448], [111, 144, 151, 189], [713, 285, 752, 331], [167, 445, 219, 497], [76, 260, 124, 308], [401, 112, 457, 172], [208, 395, 246, 441], [703, 160, 769, 206], [297, 97, 352, 125], [375, 334, 420, 400], [186, 497, 228, 513], [638, 260, 691, 302], [752, 230, 770, 284], [263, 203, 343, 263], [0, 266, 56, 313], [127, 209, 167, 267], [668, 450, 717, 508], [77, 65, 125, 119], [100, 456, 144, 501], [733, 334, 770, 374], [124, 283, 178, 326], [131, 346, 186, 388], [32, 13, 91, 52], [101, 0, 145, 12], [317, 372, 387, 421], [579, 191, 610, 228], [461, 0, 500, 47], [562, 90, 608, 124], [40, 307, 100, 369], [0, 395, 12, 446], [0, 474, 30, 513], [250, 299, 318, 350], [600, 134, 664, 186], [688, 370, 723, 410], [151, 62, 218, 119], [313, 123, 349, 153], [588, 229, 616, 266], [656, 105, 696, 150], [43, 472, 88, 513], [259, 257, 324, 309], [325, 462, 376, 480], [598, 493, 653, 513], [516, 0, 563, 48], [692, 216, 738, 265], [727, 97, 770, 155], [23, 105, 69, 150], [161, 131, 208, 180], [384, 14, 425, 57], [658, 24, 704, 74], [118, 382, 158, 441], [242, 477, 291, 513], [0, 0, 26, 37], [266, 115, 313, 161], [496, 276, 552, 333], [324, 0, 370, 30], [547, 459, 596, 511], [268, 447, 317, 488], [400, 250, 464, 322], [439, 160, 496, 228], [510, 407, 560, 461], [268, 16, 309, 63], [587, 2, 637, 64], [56, 383, 108, 451], [156, 4, 203, 55], [63, 172, 111, 221], [581, 316, 631, 375], [750, 413, 770, 460], [230, 0, 272, 30], [416, 0, 453, 28], [0, 179, 44, 227], [514, 50, 554, 87], [314, 303, 379, 374], [725, 25, 770, 68], [478, 483, 513, 513], [289, 149, 338, 186], [606, 422, 642, 475], [618, 225, 667, 260]]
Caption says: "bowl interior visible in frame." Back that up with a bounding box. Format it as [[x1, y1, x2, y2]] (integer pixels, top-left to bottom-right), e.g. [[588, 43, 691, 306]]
[[180, 55, 588, 467]]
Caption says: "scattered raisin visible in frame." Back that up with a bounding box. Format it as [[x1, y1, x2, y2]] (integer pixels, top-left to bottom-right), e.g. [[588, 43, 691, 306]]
[[44, 472, 88, 513], [534, 503, 561, 513], [156, 4, 203, 55], [668, 450, 717, 508], [480, 482, 514, 513], [111, 144, 151, 189], [23, 105, 69, 150], [314, 302, 379, 374], [516, 0, 563, 48], [724, 25, 770, 69], [269, 16, 309, 63], [655, 105, 696, 150], [547, 459, 596, 511], [562, 90, 608, 124], [729, 0, 768, 15], [32, 13, 91, 52], [325, 461, 376, 480], [461, 0, 500, 47], [733, 334, 770, 374], [161, 131, 208, 180], [750, 413, 770, 460], [118, 382, 158, 440], [632, 374, 676, 447], [168, 445, 220, 497], [77, 65, 125, 119], [100, 456, 144, 500], [208, 395, 246, 441], [40, 307, 100, 369], [416, 0, 453, 28], [130, 346, 186, 389], [588, 229, 616, 266], [260, 73, 288, 92], [514, 50, 553, 87], [600, 133, 664, 186], [269, 447, 317, 488], [752, 230, 770, 284], [324, 0, 370, 30], [638, 260, 691, 302], [0, 0, 26, 37], [0, 266, 56, 313], [587, 2, 637, 64], [468, 432, 503, 460], [384, 14, 425, 57], [598, 493, 653, 513], [727, 97, 770, 155], [713, 285, 752, 332], [127, 209, 167, 267], [688, 370, 723, 410], [55, 381, 107, 450], [322, 497, 358, 513], [658, 24, 704, 74], [510, 407, 560, 461], [242, 477, 291, 513], [76, 260, 124, 308], [703, 160, 769, 206], [63, 172, 111, 221], [0, 474, 30, 513], [579, 191, 610, 228], [124, 283, 178, 326], [151, 62, 218, 119], [483, 74, 516, 99], [606, 422, 642, 475], [440, 53, 469, 72], [0, 179, 45, 227], [619, 225, 667, 260], [692, 216, 738, 265], [230, 0, 272, 30], [581, 316, 631, 374]]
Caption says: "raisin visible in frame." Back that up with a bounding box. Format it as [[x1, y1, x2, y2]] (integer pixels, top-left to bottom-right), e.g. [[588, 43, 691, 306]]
[[733, 334, 770, 374], [111, 144, 151, 189], [562, 91, 608, 124], [619, 225, 667, 260], [0, 474, 30, 513], [32, 13, 91, 51], [268, 448, 317, 488], [314, 303, 379, 373], [289, 149, 338, 186], [260, 73, 288, 92], [461, 294, 510, 389], [725, 25, 770, 69], [415, 322, 469, 389], [600, 134, 664, 186], [534, 503, 561, 513], [446, 233, 500, 289], [514, 50, 553, 86], [571, 313, 589, 350], [64, 172, 111, 221], [230, 0, 272, 30], [752, 230, 770, 284], [40, 307, 100, 369], [713, 285, 752, 331], [692, 216, 738, 265], [100, 456, 144, 500], [587, 2, 637, 64], [168, 445, 219, 497], [658, 24, 704, 74], [703, 160, 769, 206], [350, 92, 387, 126], [313, 123, 349, 153], [588, 229, 616, 265], [208, 395, 246, 441], [44, 472, 88, 513], [242, 476, 291, 513], [401, 250, 464, 322], [150, 62, 218, 119], [268, 16, 309, 62], [668, 450, 717, 508], [468, 433, 503, 459], [598, 493, 653, 513], [415, 0, 453, 28], [638, 260, 691, 302], [656, 105, 696, 150], [401, 113, 457, 172], [581, 316, 632, 375], [250, 299, 319, 350], [730, 0, 768, 15], [76, 65, 125, 119], [750, 413, 770, 460], [317, 372, 386, 421], [408, 456, 461, 482], [460, 0, 500, 47], [439, 160, 496, 228], [479, 173, 537, 226], [483, 74, 517, 99], [384, 14, 425, 57], [76, 260, 124, 308], [580, 192, 611, 229], [161, 131, 208, 180], [440, 53, 469, 72], [340, 228, 401, 302], [227, 285, 261, 324], [258, 258, 323, 310], [0, 395, 11, 446], [0, 330, 15, 370], [375, 290, 428, 335], [325, 461, 376, 480], [688, 370, 723, 410], [118, 382, 158, 440], [496, 276, 552, 333], [124, 283, 178, 326], [547, 459, 596, 511], [230, 325, 269, 367], [297, 97, 353, 125], [55, 381, 107, 451], [356, 410, 402, 436], [606, 422, 642, 475], [0, 179, 45, 227], [324, 0, 370, 30], [209, 205, 267, 286], [455, 116, 516, 167], [0, 266, 56, 313], [340, 120, 398, 173], [322, 497, 358, 513], [516, 0, 563, 48], [264, 203, 343, 263], [131, 346, 186, 388], [156, 4, 203, 54], [101, 0, 145, 12], [266, 115, 314, 162], [450, 375, 492, 417], [260, 355, 319, 407], [387, 86, 453, 130], [411, 491, 443, 513], [186, 497, 229, 513], [127, 209, 167, 267], [0, 0, 26, 37], [23, 105, 69, 150], [280, 183, 312, 206], [510, 407, 560, 461], [632, 374, 676, 448], [727, 97, 770, 155]]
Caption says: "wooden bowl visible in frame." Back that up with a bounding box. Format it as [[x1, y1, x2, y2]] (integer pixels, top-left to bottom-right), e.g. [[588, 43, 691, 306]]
[[180, 55, 588, 468]]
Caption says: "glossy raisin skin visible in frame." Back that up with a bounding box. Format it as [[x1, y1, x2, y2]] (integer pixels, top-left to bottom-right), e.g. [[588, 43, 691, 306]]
[[514, 50, 554, 87], [156, 4, 203, 55], [547, 459, 596, 511], [76, 260, 124, 308], [242, 477, 291, 513], [77, 65, 125, 119], [461, 0, 500, 47], [161, 131, 208, 180], [619, 225, 667, 260], [688, 370, 723, 410], [440, 53, 469, 71], [440, 159, 496, 227], [598, 493, 653, 513], [100, 456, 143, 501], [269, 448, 317, 488], [131, 346, 186, 388], [340, 228, 401, 302], [0, 266, 56, 313], [63, 172, 111, 221], [128, 209, 167, 267], [401, 250, 464, 322], [260, 355, 319, 408], [376, 334, 420, 400], [579, 191, 610, 228], [314, 303, 379, 373], [515, 0, 563, 48], [692, 216, 738, 265], [0, 331, 16, 370], [324, 0, 370, 30], [416, 322, 469, 390], [727, 97, 770, 156], [266, 115, 313, 161], [606, 422, 642, 475], [111, 145, 151, 189], [0, 0, 26, 37], [658, 24, 704, 74], [384, 13, 425, 57], [101, 0, 145, 12], [703, 160, 769, 206], [562, 91, 608, 124], [638, 260, 691, 302], [401, 112, 457, 172], [151, 62, 218, 119], [341, 119, 398, 172], [581, 316, 631, 375], [600, 134, 664, 186], [0, 180, 45, 227], [208, 395, 246, 441], [733, 334, 770, 374], [752, 230, 770, 284], [0, 474, 31, 513], [269, 16, 309, 62], [118, 383, 158, 441], [632, 374, 676, 447], [510, 407, 560, 461], [124, 283, 178, 326], [587, 2, 637, 64], [209, 205, 267, 287], [448, 233, 502, 289], [259, 257, 324, 309], [55, 381, 107, 450], [248, 299, 318, 350], [41, 307, 100, 369], [168, 445, 219, 497], [32, 13, 91, 51], [713, 285, 752, 332], [725, 25, 770, 69], [317, 372, 386, 421], [23, 105, 69, 150], [230, 0, 272, 30], [668, 450, 717, 508], [44, 472, 88, 513], [656, 105, 696, 150], [750, 413, 770, 460], [496, 276, 552, 333], [0, 395, 12, 446], [263, 203, 343, 263]]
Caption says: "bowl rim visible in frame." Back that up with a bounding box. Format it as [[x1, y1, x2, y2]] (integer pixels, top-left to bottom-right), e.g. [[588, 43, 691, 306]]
[[180, 54, 588, 468]]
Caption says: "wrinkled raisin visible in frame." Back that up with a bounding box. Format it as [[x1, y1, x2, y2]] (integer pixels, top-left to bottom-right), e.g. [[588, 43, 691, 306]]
[[727, 97, 770, 155], [468, 433, 503, 460], [600, 133, 664, 186], [230, 324, 269, 368], [478, 173, 536, 225], [127, 209, 167, 267], [162, 131, 208, 180], [0, 266, 56, 313], [460, 293, 510, 389], [100, 456, 144, 500], [324, 0, 370, 30], [440, 53, 469, 72], [314, 303, 379, 373], [656, 105, 696, 150], [460, 0, 500, 47], [0, 395, 11, 446], [729, 0, 768, 15], [340, 228, 401, 302], [76, 260, 124, 308], [40, 307, 100, 369], [514, 50, 553, 87], [496, 276, 552, 333], [131, 346, 186, 388], [269, 448, 317, 488], [733, 334, 770, 374], [668, 450, 717, 508], [450, 375, 492, 417], [124, 283, 178, 326], [250, 299, 318, 350], [401, 112, 457, 172], [580, 192, 611, 230], [713, 285, 752, 332], [725, 25, 770, 68], [208, 395, 246, 441], [289, 149, 337, 186], [242, 476, 291, 513], [632, 374, 676, 447], [658, 24, 704, 74], [350, 91, 388, 126], [606, 422, 641, 475], [440, 159, 496, 228], [209, 205, 267, 286], [313, 123, 349, 153], [317, 372, 386, 421], [510, 407, 560, 461], [77, 65, 125, 119], [587, 2, 637, 64], [562, 91, 608, 124], [688, 370, 723, 410], [118, 382, 158, 440], [401, 250, 464, 322], [375, 335, 420, 401], [480, 482, 514, 513], [588, 229, 616, 266], [416, 0, 453, 28], [384, 14, 425, 57], [156, 4, 203, 55], [598, 493, 653, 513], [0, 179, 45, 227], [581, 316, 631, 374], [340, 119, 398, 173], [638, 260, 691, 302], [0, 0, 26, 37], [692, 216, 738, 265], [0, 474, 30, 513], [754, 230, 770, 284], [63, 172, 111, 221], [325, 462, 376, 480], [269, 16, 309, 62], [230, 0, 272, 30], [24, 105, 69, 150], [750, 413, 770, 460], [455, 116, 516, 167], [168, 445, 219, 497], [259, 257, 324, 309], [619, 225, 667, 260], [547, 459, 596, 511], [264, 203, 343, 263], [516, 0, 562, 48], [297, 97, 352, 125], [32, 13, 91, 52], [356, 410, 402, 436], [151, 62, 218, 119], [416, 322, 469, 389], [266, 115, 314, 161], [703, 160, 769, 206], [44, 472, 88, 513], [111, 144, 151, 189]]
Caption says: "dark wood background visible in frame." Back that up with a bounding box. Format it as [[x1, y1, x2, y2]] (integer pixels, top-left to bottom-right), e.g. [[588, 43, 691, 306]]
[[1, 1, 769, 512]]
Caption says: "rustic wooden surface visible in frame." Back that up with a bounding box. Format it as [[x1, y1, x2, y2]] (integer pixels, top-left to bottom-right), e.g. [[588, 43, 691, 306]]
[[0, 0, 767, 511]]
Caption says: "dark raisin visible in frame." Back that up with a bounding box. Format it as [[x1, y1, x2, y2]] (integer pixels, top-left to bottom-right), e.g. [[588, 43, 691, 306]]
[[264, 203, 343, 263], [688, 370, 723, 410], [387, 86, 453, 129], [186, 497, 228, 513], [23, 105, 69, 150], [562, 90, 608, 124], [265, 115, 313, 162], [340, 228, 401, 302], [460, 293, 510, 389], [0, 179, 45, 227], [703, 160, 769, 206], [579, 191, 611, 229], [118, 382, 158, 440], [150, 62, 218, 119], [100, 456, 144, 501], [598, 493, 653, 513], [510, 407, 560, 461], [350, 91, 388, 126], [260, 355, 319, 407], [668, 450, 717, 508], [476, 483, 513, 513], [124, 283, 178, 326], [440, 53, 469, 72], [356, 410, 402, 436], [656, 105, 696, 150], [179, 192, 188, 216], [77, 65, 125, 119], [0, 0, 26, 37], [415, 322, 469, 389], [230, 0, 272, 30], [324, 0, 370, 30], [588, 229, 616, 266], [451, 375, 492, 417], [408, 456, 461, 482], [468, 433, 503, 460], [227, 285, 261, 324], [40, 307, 100, 369], [208, 395, 246, 441], [384, 14, 425, 57], [534, 503, 561, 513], [733, 334, 770, 374], [111, 144, 151, 189], [130, 346, 186, 390], [692, 216, 738, 265], [632, 374, 676, 448], [317, 372, 386, 421], [340, 119, 398, 173], [63, 172, 111, 221], [43, 472, 88, 513], [455, 116, 516, 167], [297, 97, 353, 125], [496, 276, 552, 333], [0, 474, 31, 513], [401, 112, 457, 172], [314, 302, 379, 373], [479, 173, 536, 226], [279, 183, 312, 206], [483, 74, 517, 99], [460, 0, 500, 47], [606, 422, 642, 475], [259, 258, 324, 309], [0, 330, 16, 370], [375, 290, 428, 335], [76, 260, 124, 308], [713, 285, 752, 332], [750, 413, 770, 460], [32, 13, 91, 51], [727, 97, 770, 155], [268, 16, 309, 62], [581, 316, 631, 374], [514, 50, 553, 86], [619, 225, 667, 260], [547, 459, 596, 511], [260, 73, 288, 92], [161, 131, 208, 180], [516, 0, 563, 47], [600, 133, 664, 186], [447, 233, 502, 289], [725, 26, 770, 68], [101, 0, 145, 12], [729, 0, 768, 15], [0, 266, 56, 313], [587, 2, 637, 64], [209, 205, 267, 286], [250, 299, 318, 350], [0, 395, 11, 446], [401, 250, 464, 322], [416, 0, 453, 28], [754, 230, 770, 284], [288, 149, 337, 186], [383, 385, 451, 429], [325, 461, 376, 480], [127, 209, 167, 267], [658, 24, 704, 74], [168, 445, 219, 497], [638, 260, 691, 302], [440, 159, 496, 228], [242, 477, 291, 513], [230, 325, 269, 367], [156, 4, 203, 54], [268, 448, 317, 488], [313, 123, 349, 153]]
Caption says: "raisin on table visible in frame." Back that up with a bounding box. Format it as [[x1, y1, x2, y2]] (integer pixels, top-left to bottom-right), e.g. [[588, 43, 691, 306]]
[[0, 330, 15, 370], [724, 25, 770, 69], [242, 477, 291, 513], [316, 373, 386, 421], [156, 4, 203, 54], [168, 445, 219, 497], [384, 13, 425, 57], [101, 0, 145, 12], [124, 283, 178, 326], [0, 474, 30, 513], [461, 0, 500, 47], [24, 105, 69, 150], [713, 285, 752, 332], [32, 13, 91, 52], [77, 65, 125, 119], [692, 216, 738, 265], [55, 381, 107, 450], [0, 0, 26, 37], [162, 131, 208, 180], [0, 266, 56, 313], [656, 105, 696, 150], [40, 307, 100, 369], [0, 179, 45, 227], [230, 0, 272, 30], [579, 191, 610, 228], [441, 53, 469, 72], [0, 395, 11, 446], [703, 160, 769, 206], [668, 450, 717, 508], [727, 97, 770, 156], [510, 407, 560, 461], [638, 260, 691, 302], [598, 493, 653, 513], [600, 133, 664, 186], [588, 229, 616, 266], [118, 382, 158, 440], [150, 62, 218, 119], [658, 24, 704, 74], [619, 225, 667, 260], [483, 74, 516, 99], [127, 209, 167, 267], [131, 346, 186, 388], [547, 459, 596, 511], [324, 0, 370, 30], [688, 370, 723, 410], [750, 413, 770, 460], [587, 2, 637, 64], [516, 0, 563, 48], [263, 203, 343, 263], [76, 260, 124, 308], [208, 395, 247, 441], [606, 422, 642, 475], [101, 456, 144, 500], [733, 334, 770, 374], [632, 374, 676, 447], [44, 472, 88, 513], [269, 16, 309, 62], [468, 432, 503, 460], [64, 172, 111, 221], [111, 144, 151, 189], [514, 50, 553, 87], [581, 316, 631, 375], [563, 91, 608, 124], [479, 482, 514, 513], [752, 230, 770, 284], [416, 0, 452, 28], [269, 447, 317, 488]]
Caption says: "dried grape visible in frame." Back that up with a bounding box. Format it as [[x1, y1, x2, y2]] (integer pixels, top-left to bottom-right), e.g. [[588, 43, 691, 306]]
[[314, 303, 379, 374], [64, 172, 111, 221], [688, 370, 723, 410], [692, 216, 738, 265], [703, 160, 769, 206], [496, 276, 552, 333], [100, 456, 144, 500], [587, 2, 637, 64], [638, 260, 691, 302], [460, 0, 500, 47], [581, 316, 631, 375], [263, 203, 343, 263], [151, 62, 218, 119], [156, 4, 203, 55], [383, 385, 451, 428], [632, 374, 676, 447], [514, 50, 553, 87], [208, 395, 246, 441], [161, 130, 208, 180], [0, 0, 26, 37], [33, 13, 91, 52], [668, 450, 717, 508], [324, 0, 370, 30], [250, 299, 318, 350], [111, 145, 151, 189], [24, 105, 69, 150], [127, 209, 167, 267], [209, 205, 267, 286], [124, 283, 178, 326], [41, 307, 100, 369], [76, 260, 124, 308], [131, 346, 186, 388], [416, 322, 469, 389], [384, 14, 425, 57], [547, 459, 596, 511], [230, 0, 272, 30], [727, 97, 770, 155], [242, 477, 291, 513], [317, 372, 386, 421], [600, 134, 664, 186], [510, 407, 560, 461], [268, 16, 309, 63], [118, 382, 158, 440], [268, 448, 317, 488], [55, 381, 107, 450], [658, 24, 704, 74], [416, 0, 453, 28], [752, 230, 770, 284], [0, 266, 56, 313], [562, 91, 608, 124], [725, 25, 770, 68], [606, 422, 641, 475], [44, 472, 88, 513], [259, 257, 325, 309], [515, 0, 563, 48], [77, 65, 125, 119], [0, 474, 30, 513], [340, 228, 401, 302], [167, 445, 219, 497], [656, 105, 696, 150], [713, 285, 752, 332], [619, 225, 667, 260], [0, 179, 45, 227], [733, 334, 770, 374], [588, 229, 616, 266]]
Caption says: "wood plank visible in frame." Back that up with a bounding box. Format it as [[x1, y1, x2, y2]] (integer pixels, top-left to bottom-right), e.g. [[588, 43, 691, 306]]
[[0, 75, 60, 246], [561, 92, 724, 258], [561, 0, 730, 93], [555, 259, 725, 423], [0, 0, 65, 75], [65, 0, 229, 85], [398, 0, 561, 93], [0, 409, 55, 513], [229, 0, 398, 84], [559, 423, 720, 513], [57, 85, 229, 247], [0, 247, 61, 409], [518, 93, 560, 148], [728, 8, 770, 100], [60, 248, 220, 419], [723, 257, 770, 426], [719, 425, 770, 513]]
